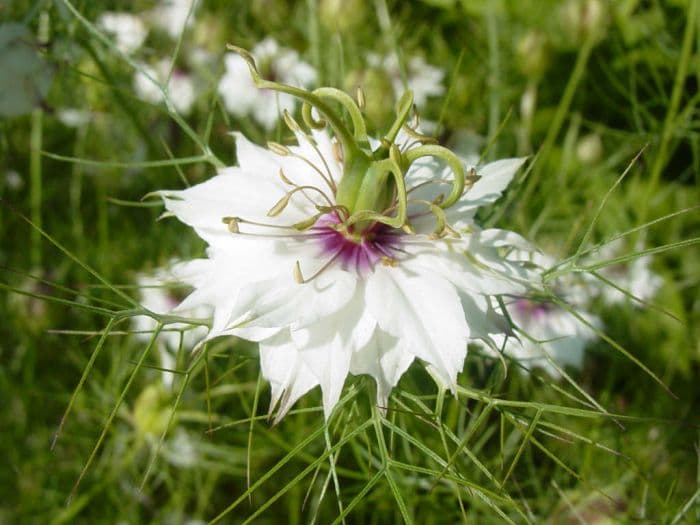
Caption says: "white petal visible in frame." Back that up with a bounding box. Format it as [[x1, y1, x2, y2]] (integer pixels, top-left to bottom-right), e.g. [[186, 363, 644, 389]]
[[229, 268, 357, 333], [446, 157, 527, 227], [349, 328, 414, 411], [366, 264, 469, 389], [259, 330, 318, 422], [466, 158, 526, 207], [401, 237, 532, 296], [293, 326, 352, 420], [158, 168, 288, 243], [461, 293, 511, 344]]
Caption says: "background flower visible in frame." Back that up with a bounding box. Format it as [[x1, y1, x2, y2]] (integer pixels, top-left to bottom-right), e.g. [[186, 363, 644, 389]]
[[134, 59, 197, 115], [218, 38, 317, 130], [97, 12, 148, 55], [132, 265, 210, 389]]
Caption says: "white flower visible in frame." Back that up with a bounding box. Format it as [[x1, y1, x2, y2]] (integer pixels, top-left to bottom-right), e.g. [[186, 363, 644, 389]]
[[97, 12, 148, 55], [485, 298, 599, 377], [132, 266, 210, 388], [477, 249, 600, 377], [157, 127, 534, 421], [134, 59, 197, 115], [218, 38, 317, 130], [367, 53, 445, 108], [162, 429, 199, 468], [56, 108, 91, 128], [149, 0, 198, 39], [156, 48, 538, 421], [5, 170, 23, 191], [591, 240, 662, 305]]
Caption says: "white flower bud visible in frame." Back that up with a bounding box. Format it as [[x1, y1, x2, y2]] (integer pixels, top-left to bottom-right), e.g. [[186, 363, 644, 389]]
[[576, 133, 603, 164], [516, 31, 550, 79], [559, 0, 608, 46]]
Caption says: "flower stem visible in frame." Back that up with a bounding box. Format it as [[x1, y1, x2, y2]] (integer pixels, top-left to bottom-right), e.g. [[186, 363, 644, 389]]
[[30, 108, 43, 270], [640, 0, 698, 221], [519, 36, 595, 209]]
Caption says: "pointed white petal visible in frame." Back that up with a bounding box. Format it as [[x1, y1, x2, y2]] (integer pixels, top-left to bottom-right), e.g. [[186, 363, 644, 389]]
[[401, 237, 533, 296], [366, 264, 469, 389], [259, 330, 318, 422], [349, 328, 414, 411], [464, 157, 526, 208], [229, 268, 357, 333], [158, 167, 290, 243], [461, 293, 511, 344], [295, 328, 352, 420]]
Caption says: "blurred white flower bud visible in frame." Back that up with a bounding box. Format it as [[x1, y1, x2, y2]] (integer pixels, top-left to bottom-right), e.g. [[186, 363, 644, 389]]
[[516, 31, 550, 79], [559, 0, 608, 46], [576, 132, 603, 164]]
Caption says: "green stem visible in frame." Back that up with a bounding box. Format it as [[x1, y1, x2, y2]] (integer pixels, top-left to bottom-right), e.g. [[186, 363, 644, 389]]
[[640, 0, 698, 220], [486, 5, 500, 161], [227, 45, 358, 160], [520, 37, 594, 207], [313, 87, 368, 145], [60, 0, 223, 168], [30, 107, 43, 270], [70, 124, 88, 259]]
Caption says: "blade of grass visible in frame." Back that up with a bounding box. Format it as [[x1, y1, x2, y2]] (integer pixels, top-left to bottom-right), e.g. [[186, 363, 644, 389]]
[[68, 324, 161, 503]]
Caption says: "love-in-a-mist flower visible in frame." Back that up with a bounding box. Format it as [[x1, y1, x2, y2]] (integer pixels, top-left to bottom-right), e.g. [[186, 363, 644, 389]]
[[478, 252, 600, 377], [589, 239, 662, 305], [132, 266, 210, 388], [149, 0, 198, 40], [97, 12, 148, 55], [218, 38, 317, 130], [157, 47, 536, 421], [134, 59, 197, 115]]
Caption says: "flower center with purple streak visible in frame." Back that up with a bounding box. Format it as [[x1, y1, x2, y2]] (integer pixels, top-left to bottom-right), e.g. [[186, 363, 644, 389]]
[[513, 299, 552, 320], [312, 213, 402, 272]]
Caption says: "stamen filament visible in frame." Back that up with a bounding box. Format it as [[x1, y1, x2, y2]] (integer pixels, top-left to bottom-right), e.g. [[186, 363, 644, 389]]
[[293, 250, 342, 284]]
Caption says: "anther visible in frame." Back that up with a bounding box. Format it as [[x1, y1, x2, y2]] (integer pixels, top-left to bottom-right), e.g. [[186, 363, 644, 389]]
[[222, 216, 241, 233], [380, 256, 398, 267], [332, 141, 343, 164], [282, 110, 302, 133], [465, 167, 480, 190], [267, 193, 292, 217], [293, 251, 342, 284], [292, 214, 322, 231], [293, 261, 305, 284], [356, 87, 366, 110], [401, 222, 416, 235], [268, 142, 291, 156]]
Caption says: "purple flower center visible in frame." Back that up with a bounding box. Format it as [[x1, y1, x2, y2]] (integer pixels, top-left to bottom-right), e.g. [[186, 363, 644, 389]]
[[311, 214, 402, 272], [514, 299, 552, 320]]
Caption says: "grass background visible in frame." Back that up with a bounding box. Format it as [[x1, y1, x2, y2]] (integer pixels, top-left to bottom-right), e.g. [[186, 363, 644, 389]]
[[1, 0, 699, 523]]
